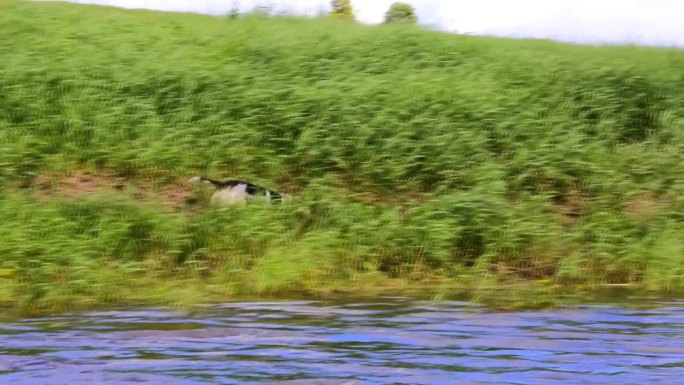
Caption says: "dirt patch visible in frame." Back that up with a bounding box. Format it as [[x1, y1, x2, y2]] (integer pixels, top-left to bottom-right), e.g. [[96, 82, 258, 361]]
[[623, 193, 664, 219], [35, 172, 122, 197], [33, 171, 196, 209], [553, 190, 586, 226]]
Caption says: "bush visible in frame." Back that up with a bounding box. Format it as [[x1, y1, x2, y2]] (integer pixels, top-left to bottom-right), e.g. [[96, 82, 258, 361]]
[[384, 2, 417, 24]]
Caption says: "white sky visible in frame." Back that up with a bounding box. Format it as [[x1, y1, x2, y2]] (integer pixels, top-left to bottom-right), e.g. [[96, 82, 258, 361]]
[[63, 0, 684, 47]]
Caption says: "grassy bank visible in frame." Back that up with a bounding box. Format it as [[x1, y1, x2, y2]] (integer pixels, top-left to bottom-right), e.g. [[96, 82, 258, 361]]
[[0, 1, 683, 314]]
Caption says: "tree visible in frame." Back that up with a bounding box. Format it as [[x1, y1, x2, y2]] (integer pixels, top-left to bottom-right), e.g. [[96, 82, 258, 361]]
[[330, 0, 354, 20], [384, 2, 417, 24]]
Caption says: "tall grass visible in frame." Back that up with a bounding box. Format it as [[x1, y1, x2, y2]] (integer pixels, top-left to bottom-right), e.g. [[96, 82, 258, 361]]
[[0, 1, 682, 312]]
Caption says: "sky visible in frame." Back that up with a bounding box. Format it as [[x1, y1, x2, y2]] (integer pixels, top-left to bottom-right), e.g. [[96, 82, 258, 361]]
[[63, 0, 684, 48]]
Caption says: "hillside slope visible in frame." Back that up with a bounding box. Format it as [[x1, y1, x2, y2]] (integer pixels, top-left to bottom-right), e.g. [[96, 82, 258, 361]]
[[0, 1, 682, 312]]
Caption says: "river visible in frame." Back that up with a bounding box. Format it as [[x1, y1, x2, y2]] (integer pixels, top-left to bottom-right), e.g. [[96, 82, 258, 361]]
[[1, 297, 682, 384]]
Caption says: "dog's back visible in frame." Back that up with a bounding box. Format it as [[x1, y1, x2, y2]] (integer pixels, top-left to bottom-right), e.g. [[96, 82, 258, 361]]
[[188, 176, 289, 205]]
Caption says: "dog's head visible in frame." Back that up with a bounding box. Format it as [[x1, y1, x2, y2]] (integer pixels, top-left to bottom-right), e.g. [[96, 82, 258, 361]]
[[188, 176, 215, 187]]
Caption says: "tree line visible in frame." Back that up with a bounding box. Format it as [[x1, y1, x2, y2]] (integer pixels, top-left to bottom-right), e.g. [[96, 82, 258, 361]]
[[331, 0, 417, 24]]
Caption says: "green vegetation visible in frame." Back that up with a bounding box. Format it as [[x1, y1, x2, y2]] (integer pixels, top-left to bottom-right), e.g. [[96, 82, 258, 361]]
[[0, 1, 682, 314], [384, 2, 418, 24]]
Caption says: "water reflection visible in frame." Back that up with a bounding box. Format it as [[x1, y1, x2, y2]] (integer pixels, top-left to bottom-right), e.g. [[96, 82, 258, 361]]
[[1, 298, 683, 384]]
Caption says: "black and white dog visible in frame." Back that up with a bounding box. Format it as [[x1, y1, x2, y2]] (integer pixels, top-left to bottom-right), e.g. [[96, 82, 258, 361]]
[[188, 176, 290, 206]]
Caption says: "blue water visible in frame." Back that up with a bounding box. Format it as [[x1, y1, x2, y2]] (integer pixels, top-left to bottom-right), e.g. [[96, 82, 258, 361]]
[[1, 298, 683, 384]]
